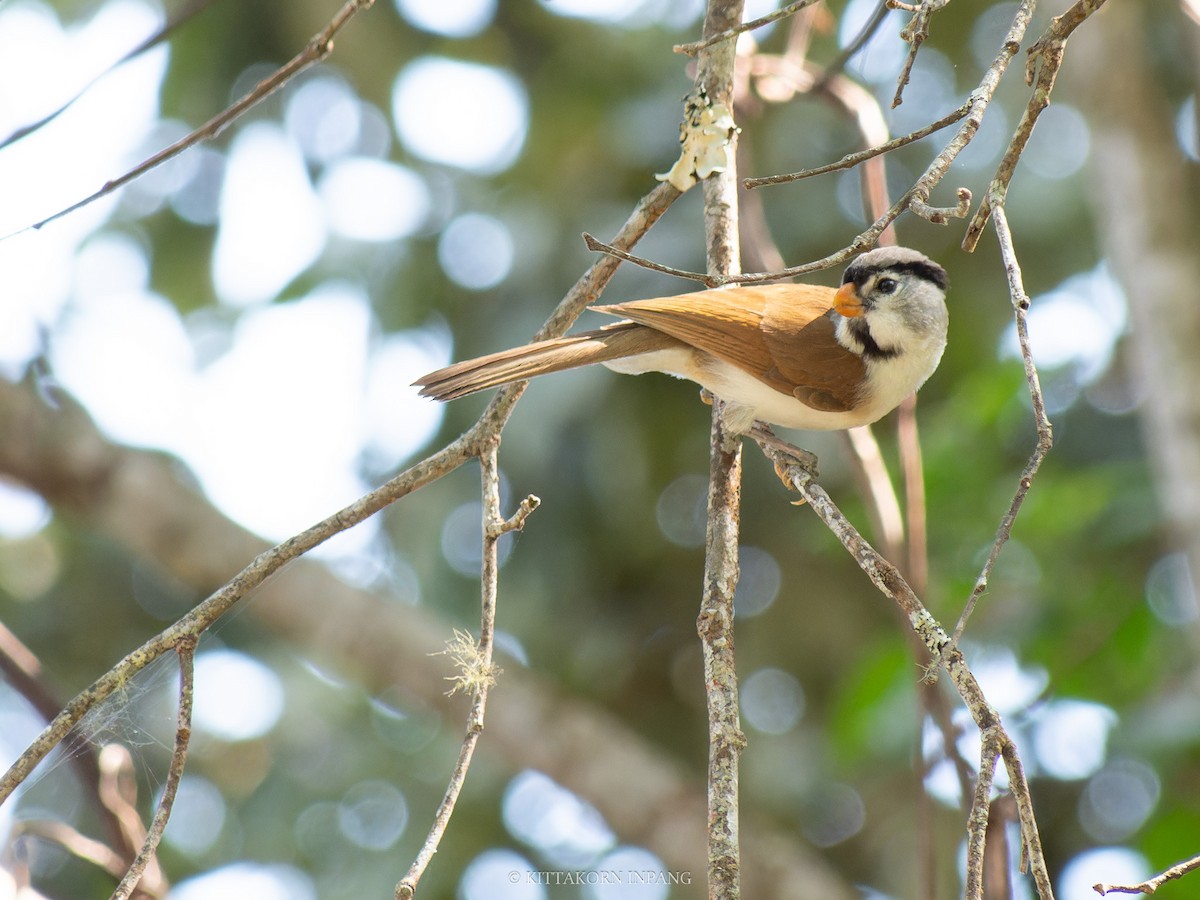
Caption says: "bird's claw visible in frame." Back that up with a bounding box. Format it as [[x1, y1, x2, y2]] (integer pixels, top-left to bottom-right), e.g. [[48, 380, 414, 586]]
[[750, 425, 818, 493]]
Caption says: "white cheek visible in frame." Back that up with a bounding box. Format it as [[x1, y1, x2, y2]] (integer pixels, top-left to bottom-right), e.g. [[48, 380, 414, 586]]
[[865, 306, 912, 348]]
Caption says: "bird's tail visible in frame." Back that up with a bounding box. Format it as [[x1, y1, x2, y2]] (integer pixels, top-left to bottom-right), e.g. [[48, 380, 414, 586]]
[[413, 321, 680, 401]]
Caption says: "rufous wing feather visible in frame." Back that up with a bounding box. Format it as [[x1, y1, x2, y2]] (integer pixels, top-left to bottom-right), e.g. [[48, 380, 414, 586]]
[[413, 322, 687, 401], [596, 283, 866, 413]]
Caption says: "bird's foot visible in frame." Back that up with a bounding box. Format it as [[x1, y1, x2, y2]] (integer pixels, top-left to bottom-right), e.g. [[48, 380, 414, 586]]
[[750, 425, 818, 499]]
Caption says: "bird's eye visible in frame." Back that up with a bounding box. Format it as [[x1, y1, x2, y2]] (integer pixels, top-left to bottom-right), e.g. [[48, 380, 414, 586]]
[[876, 277, 898, 294]]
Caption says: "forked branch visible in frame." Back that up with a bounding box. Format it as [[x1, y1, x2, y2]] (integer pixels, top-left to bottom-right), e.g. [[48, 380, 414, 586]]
[[111, 637, 196, 900], [396, 445, 538, 899], [757, 440, 1053, 898]]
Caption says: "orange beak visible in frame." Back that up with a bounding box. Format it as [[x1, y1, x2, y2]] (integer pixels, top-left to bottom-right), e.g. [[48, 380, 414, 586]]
[[834, 282, 864, 318]]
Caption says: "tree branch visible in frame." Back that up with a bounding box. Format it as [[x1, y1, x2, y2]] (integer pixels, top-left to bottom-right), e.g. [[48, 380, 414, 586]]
[[111, 637, 195, 900], [5, 0, 377, 238], [757, 441, 1054, 898], [1094, 853, 1200, 896], [0, 376, 858, 899], [675, 0, 821, 56], [695, 1, 747, 896], [587, 0, 1034, 288], [962, 0, 1109, 250], [890, 0, 951, 108], [396, 442, 537, 898], [0, 0, 219, 153], [742, 103, 969, 189], [939, 206, 1052, 661]]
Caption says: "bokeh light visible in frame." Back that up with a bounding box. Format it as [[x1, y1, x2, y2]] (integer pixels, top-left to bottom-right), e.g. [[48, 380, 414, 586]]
[[801, 782, 866, 848], [394, 0, 496, 36], [586, 846, 674, 899], [187, 283, 377, 543], [1177, 96, 1199, 161], [191, 648, 285, 742], [52, 262, 195, 450], [212, 123, 327, 307], [438, 213, 515, 290], [502, 770, 616, 867], [318, 157, 431, 242], [0, 0, 165, 234], [391, 57, 528, 173], [363, 325, 452, 467], [741, 666, 804, 734], [169, 862, 317, 900], [1030, 699, 1117, 780], [838, 0, 907, 86], [1057, 847, 1149, 900], [337, 780, 408, 850], [1023, 104, 1091, 179], [162, 776, 227, 857], [1001, 265, 1128, 412], [655, 474, 709, 548], [733, 546, 781, 618], [0, 482, 52, 539], [285, 75, 366, 164], [1078, 758, 1160, 843], [459, 848, 546, 900], [1145, 552, 1199, 625], [924, 645, 1050, 806]]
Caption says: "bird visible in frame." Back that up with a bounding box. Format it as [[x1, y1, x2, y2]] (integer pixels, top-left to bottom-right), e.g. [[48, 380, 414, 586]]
[[414, 246, 949, 436]]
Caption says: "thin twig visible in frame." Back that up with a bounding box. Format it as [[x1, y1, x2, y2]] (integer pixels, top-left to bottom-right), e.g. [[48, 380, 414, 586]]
[[964, 726, 1003, 900], [0, 177, 679, 807], [0, 433, 474, 805], [594, 0, 1035, 288], [0, 0, 219, 152], [97, 746, 168, 898], [96, 746, 168, 899], [984, 795, 1018, 899], [1094, 853, 1200, 895], [843, 427, 905, 562], [13, 819, 128, 879], [937, 206, 1052, 664], [743, 103, 969, 189], [911, 187, 972, 224], [0, 623, 136, 864], [4, 0, 377, 239], [891, 0, 950, 108], [1000, 738, 1052, 897], [111, 636, 196, 900], [675, 0, 821, 55], [758, 443, 1054, 897], [812, 0, 892, 91], [396, 445, 538, 899], [582, 232, 713, 284], [962, 0, 1109, 249]]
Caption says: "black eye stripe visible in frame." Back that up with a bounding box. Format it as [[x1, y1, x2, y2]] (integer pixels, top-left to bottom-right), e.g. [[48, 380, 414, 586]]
[[842, 259, 949, 292], [885, 260, 949, 291]]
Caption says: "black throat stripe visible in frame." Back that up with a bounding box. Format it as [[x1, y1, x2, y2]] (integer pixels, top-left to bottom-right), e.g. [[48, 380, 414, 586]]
[[850, 318, 901, 361]]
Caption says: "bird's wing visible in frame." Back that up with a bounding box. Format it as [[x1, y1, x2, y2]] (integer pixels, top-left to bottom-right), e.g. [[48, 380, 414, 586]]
[[595, 283, 865, 413]]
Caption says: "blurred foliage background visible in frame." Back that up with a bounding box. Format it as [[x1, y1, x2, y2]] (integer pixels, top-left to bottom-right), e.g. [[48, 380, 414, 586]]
[[1, 0, 1199, 898]]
